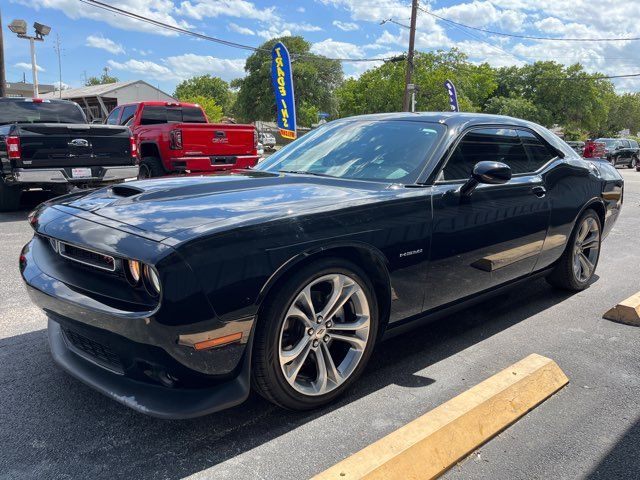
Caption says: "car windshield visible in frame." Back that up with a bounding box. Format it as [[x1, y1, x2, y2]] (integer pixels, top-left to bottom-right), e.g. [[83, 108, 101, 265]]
[[255, 120, 444, 182], [597, 139, 618, 148], [0, 101, 86, 125]]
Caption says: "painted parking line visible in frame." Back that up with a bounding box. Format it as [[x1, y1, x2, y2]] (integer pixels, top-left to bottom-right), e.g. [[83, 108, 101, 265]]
[[603, 291, 640, 326], [313, 354, 568, 480]]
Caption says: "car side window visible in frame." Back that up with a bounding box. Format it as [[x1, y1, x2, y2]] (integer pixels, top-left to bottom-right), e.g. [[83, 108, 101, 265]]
[[119, 105, 137, 126], [140, 106, 167, 125], [441, 128, 529, 181], [105, 107, 121, 125], [621, 140, 631, 148], [631, 140, 639, 149], [518, 129, 557, 170]]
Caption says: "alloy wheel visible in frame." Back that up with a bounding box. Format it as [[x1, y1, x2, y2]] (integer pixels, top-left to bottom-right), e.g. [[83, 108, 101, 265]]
[[573, 216, 600, 282], [278, 273, 370, 396]]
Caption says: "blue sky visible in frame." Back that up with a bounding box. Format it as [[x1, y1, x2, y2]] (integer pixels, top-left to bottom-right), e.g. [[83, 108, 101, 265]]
[[4, 0, 640, 95]]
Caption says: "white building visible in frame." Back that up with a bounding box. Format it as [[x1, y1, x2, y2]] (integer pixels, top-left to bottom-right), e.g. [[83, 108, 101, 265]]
[[41, 80, 176, 122]]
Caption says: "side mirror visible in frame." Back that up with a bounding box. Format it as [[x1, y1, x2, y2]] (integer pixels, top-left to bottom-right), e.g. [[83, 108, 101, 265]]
[[460, 161, 512, 196]]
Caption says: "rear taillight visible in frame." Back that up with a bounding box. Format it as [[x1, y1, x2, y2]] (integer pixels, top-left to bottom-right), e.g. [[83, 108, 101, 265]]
[[6, 136, 21, 160], [253, 129, 258, 149], [129, 136, 138, 158], [169, 129, 183, 150]]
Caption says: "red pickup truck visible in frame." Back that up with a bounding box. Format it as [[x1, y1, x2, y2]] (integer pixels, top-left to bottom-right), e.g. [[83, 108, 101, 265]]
[[105, 101, 259, 178]]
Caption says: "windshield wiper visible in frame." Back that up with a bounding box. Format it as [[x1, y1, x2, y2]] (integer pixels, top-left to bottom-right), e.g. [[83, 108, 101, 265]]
[[279, 170, 336, 178]]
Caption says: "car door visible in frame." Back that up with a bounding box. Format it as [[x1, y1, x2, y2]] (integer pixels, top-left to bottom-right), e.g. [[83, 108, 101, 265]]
[[423, 127, 551, 311]]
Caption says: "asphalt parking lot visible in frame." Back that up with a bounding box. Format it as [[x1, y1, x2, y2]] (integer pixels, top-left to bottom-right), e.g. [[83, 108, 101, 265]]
[[1, 169, 639, 480]]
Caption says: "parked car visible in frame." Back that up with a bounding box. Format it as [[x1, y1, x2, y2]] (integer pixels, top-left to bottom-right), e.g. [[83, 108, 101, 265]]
[[594, 137, 639, 168], [565, 140, 585, 156], [0, 97, 138, 211], [103, 101, 259, 178], [21, 113, 623, 418], [258, 131, 276, 151]]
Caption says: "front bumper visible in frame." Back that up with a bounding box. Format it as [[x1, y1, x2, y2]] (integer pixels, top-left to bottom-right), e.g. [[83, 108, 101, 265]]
[[21, 226, 254, 418], [48, 318, 251, 419], [12, 165, 139, 184]]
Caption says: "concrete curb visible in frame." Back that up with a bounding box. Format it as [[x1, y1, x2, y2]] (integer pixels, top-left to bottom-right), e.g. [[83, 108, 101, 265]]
[[313, 353, 568, 480], [603, 292, 640, 326]]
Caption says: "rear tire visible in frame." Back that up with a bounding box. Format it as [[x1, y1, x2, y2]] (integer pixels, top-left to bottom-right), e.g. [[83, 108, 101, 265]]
[[631, 155, 638, 169], [0, 179, 22, 212], [546, 209, 601, 291], [138, 157, 164, 179], [252, 258, 379, 410]]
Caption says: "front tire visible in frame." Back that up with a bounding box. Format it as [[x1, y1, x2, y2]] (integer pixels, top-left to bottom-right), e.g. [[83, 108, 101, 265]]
[[252, 258, 379, 410], [546, 209, 601, 291]]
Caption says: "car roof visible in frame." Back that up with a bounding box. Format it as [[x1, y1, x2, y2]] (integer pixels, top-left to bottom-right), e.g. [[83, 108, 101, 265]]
[[0, 97, 78, 105], [336, 111, 543, 129]]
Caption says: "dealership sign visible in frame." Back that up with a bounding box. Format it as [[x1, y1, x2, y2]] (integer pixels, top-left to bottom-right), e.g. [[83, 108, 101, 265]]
[[444, 79, 459, 112], [271, 42, 297, 140]]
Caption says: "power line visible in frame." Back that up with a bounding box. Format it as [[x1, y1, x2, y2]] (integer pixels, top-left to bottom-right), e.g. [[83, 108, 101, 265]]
[[418, 5, 640, 42], [79, 0, 397, 63]]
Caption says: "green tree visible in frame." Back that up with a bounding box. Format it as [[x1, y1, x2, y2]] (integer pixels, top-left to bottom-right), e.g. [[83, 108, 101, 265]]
[[336, 49, 496, 117], [234, 36, 343, 123], [179, 95, 223, 122], [174, 75, 232, 113], [483, 96, 542, 123], [85, 67, 118, 86]]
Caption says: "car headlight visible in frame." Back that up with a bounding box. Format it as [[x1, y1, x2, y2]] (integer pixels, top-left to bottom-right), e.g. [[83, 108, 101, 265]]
[[126, 260, 142, 285], [144, 264, 161, 296]]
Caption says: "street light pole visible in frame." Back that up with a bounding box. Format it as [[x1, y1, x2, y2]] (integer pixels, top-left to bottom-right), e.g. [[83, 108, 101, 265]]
[[402, 0, 419, 112], [8, 19, 50, 98], [29, 37, 38, 97]]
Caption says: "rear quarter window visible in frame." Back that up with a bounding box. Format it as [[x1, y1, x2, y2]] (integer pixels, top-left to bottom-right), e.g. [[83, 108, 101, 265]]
[[182, 107, 207, 123]]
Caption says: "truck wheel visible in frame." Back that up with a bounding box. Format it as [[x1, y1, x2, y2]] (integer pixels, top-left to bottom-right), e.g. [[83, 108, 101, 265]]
[[0, 179, 22, 212], [138, 157, 164, 179]]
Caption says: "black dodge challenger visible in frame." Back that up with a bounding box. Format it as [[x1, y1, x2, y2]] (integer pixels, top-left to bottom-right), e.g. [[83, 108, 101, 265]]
[[21, 113, 623, 418]]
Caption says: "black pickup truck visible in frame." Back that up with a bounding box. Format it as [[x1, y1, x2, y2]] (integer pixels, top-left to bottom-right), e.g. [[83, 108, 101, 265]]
[[0, 97, 138, 211]]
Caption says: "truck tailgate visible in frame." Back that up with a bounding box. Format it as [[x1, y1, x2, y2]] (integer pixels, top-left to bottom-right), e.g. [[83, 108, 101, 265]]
[[179, 123, 255, 157], [16, 123, 133, 168]]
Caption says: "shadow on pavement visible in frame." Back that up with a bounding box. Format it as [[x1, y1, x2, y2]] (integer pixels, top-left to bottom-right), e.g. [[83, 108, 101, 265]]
[[0, 190, 58, 223], [0, 278, 573, 479], [586, 417, 640, 479]]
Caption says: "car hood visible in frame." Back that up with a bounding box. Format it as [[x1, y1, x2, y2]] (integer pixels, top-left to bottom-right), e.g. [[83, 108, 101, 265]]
[[56, 172, 387, 241]]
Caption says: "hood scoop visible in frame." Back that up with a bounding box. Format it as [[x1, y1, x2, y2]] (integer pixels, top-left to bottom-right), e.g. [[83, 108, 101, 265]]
[[111, 184, 144, 197]]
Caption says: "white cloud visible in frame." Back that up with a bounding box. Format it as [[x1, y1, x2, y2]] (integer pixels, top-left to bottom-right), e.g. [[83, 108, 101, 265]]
[[16, 0, 192, 36], [15, 62, 44, 72], [257, 27, 292, 40], [333, 20, 359, 32], [86, 35, 125, 55], [108, 53, 246, 82], [228, 23, 255, 36], [178, 0, 278, 22], [434, 1, 527, 32], [311, 39, 364, 59]]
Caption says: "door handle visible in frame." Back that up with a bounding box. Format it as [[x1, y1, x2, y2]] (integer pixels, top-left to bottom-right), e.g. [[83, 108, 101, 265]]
[[531, 186, 546, 198]]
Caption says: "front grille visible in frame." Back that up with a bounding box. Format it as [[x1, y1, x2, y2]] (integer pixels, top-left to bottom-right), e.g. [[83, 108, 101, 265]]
[[62, 327, 124, 374], [57, 241, 116, 272]]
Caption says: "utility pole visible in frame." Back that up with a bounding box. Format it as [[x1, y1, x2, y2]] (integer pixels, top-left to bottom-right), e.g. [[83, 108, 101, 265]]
[[0, 11, 6, 97], [402, 0, 419, 112], [53, 34, 62, 98]]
